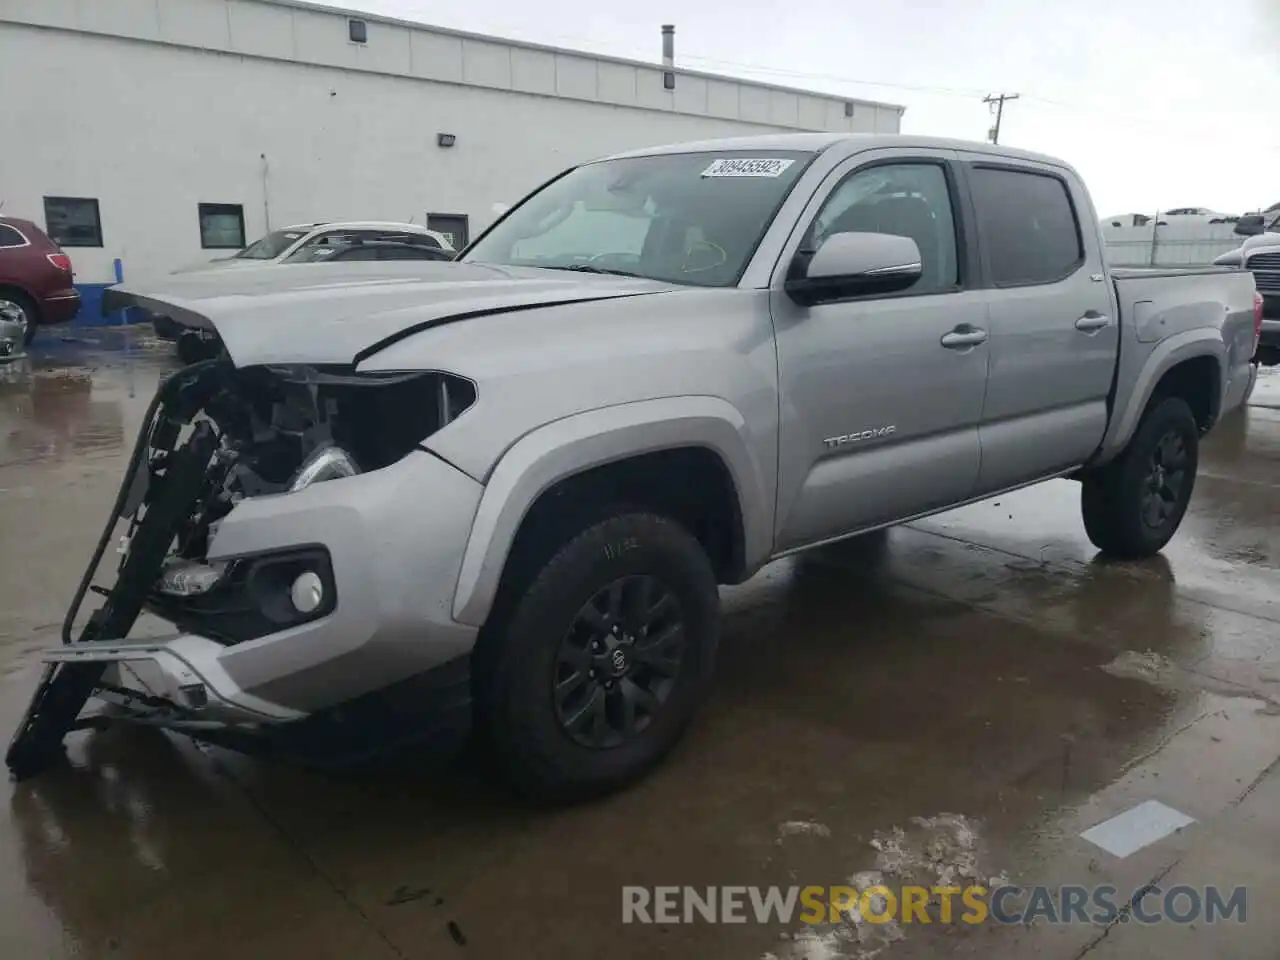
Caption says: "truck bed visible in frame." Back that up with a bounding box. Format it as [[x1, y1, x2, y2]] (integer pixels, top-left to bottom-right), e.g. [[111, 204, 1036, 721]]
[[1096, 264, 1259, 463]]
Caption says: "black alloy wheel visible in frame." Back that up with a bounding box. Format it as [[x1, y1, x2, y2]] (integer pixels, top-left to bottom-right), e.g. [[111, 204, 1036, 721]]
[[553, 575, 685, 749], [1140, 429, 1190, 530]]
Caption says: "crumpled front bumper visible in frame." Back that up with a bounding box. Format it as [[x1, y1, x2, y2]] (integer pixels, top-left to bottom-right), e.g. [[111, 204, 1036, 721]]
[[29, 446, 483, 748], [127, 446, 482, 720]]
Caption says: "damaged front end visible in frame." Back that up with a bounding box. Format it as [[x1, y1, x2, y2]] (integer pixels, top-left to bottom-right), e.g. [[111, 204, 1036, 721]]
[[6, 357, 475, 779]]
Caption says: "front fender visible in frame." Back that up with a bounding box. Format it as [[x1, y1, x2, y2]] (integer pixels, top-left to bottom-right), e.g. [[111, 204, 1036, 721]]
[[1094, 329, 1225, 463], [450, 396, 772, 627]]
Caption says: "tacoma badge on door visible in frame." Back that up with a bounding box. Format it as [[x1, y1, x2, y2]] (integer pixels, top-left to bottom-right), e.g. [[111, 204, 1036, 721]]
[[823, 425, 896, 449]]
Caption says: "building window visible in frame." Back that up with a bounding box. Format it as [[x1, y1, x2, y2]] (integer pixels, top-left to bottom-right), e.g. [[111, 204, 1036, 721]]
[[198, 203, 246, 249], [427, 214, 470, 250], [44, 197, 102, 247], [348, 18, 367, 43]]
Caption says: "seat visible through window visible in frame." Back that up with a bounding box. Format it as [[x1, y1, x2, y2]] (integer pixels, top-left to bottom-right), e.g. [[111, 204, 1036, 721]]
[[809, 163, 959, 296]]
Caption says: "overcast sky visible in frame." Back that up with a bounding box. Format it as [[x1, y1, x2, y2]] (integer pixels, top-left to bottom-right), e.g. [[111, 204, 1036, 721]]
[[332, 0, 1275, 218]]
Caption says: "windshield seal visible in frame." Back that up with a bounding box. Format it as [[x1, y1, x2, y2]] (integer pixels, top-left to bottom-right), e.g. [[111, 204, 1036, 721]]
[[461, 150, 817, 288]]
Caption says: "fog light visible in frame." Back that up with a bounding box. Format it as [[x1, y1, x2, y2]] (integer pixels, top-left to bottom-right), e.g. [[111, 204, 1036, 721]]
[[290, 571, 324, 614]]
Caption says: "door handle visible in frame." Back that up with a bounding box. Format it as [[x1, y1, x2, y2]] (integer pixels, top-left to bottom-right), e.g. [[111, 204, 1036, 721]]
[[940, 326, 989, 349], [1075, 312, 1110, 332]]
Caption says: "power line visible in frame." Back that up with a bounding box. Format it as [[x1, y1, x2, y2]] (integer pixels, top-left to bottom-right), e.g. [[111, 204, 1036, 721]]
[[982, 93, 1020, 144]]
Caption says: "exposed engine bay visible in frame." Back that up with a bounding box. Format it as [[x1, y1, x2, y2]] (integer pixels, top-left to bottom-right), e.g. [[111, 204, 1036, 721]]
[[5, 358, 475, 778]]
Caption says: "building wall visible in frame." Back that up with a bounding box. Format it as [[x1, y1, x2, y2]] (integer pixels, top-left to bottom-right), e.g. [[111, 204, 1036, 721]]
[[1, 0, 901, 310]]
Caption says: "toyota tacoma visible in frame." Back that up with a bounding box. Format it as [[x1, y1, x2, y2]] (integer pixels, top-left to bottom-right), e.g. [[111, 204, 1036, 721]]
[[7, 134, 1261, 799]]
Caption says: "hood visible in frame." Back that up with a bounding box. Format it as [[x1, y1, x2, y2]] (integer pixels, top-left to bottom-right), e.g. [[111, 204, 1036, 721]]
[[170, 256, 246, 275], [105, 260, 674, 367], [1240, 232, 1280, 256]]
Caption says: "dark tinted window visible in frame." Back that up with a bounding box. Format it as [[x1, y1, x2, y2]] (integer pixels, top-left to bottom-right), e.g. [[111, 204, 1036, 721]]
[[806, 162, 959, 295], [970, 168, 1082, 285], [377, 244, 451, 260], [376, 232, 441, 249], [198, 203, 245, 249], [332, 245, 380, 261], [0, 224, 26, 248], [235, 229, 305, 259], [44, 197, 103, 247]]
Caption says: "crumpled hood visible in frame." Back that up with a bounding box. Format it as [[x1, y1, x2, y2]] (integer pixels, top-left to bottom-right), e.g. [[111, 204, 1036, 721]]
[[104, 260, 673, 366]]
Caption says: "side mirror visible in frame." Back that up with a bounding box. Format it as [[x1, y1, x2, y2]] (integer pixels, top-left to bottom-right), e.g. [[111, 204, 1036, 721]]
[[1234, 214, 1266, 237], [786, 232, 923, 307]]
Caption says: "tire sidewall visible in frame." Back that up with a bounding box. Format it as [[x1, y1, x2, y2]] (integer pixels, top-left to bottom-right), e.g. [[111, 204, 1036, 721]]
[[1111, 397, 1200, 554], [486, 513, 719, 796]]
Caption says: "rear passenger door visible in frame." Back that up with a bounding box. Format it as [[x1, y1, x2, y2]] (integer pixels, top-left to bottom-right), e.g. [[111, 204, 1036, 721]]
[[961, 159, 1117, 493]]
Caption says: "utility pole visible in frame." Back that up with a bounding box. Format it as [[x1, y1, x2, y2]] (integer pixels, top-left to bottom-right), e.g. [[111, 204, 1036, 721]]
[[983, 93, 1020, 144]]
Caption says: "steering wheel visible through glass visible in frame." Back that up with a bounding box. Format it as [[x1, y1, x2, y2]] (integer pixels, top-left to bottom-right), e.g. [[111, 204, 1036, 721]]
[[679, 239, 728, 275], [584, 251, 644, 270]]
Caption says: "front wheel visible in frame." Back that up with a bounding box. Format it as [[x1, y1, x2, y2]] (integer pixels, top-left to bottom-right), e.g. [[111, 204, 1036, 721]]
[[480, 512, 719, 801], [1081, 396, 1199, 559]]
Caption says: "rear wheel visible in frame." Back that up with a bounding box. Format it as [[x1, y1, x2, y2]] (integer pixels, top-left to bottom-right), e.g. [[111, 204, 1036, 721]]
[[479, 512, 719, 801], [1081, 397, 1199, 559], [0, 291, 38, 347]]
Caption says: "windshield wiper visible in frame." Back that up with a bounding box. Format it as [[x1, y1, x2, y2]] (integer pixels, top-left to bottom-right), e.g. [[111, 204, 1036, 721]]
[[541, 264, 644, 279]]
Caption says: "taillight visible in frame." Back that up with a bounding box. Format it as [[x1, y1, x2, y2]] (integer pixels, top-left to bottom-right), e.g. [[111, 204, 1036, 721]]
[[1255, 291, 1264, 352], [47, 253, 72, 273]]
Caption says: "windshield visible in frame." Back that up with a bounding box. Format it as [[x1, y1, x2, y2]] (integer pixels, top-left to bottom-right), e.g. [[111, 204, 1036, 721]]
[[462, 151, 813, 287], [234, 229, 307, 260]]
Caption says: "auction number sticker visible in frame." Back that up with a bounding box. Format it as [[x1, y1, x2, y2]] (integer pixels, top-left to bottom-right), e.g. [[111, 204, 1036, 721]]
[[701, 157, 796, 178]]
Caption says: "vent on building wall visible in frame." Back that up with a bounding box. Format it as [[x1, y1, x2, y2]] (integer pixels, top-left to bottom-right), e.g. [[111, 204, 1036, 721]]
[[349, 19, 367, 43], [662, 24, 675, 91]]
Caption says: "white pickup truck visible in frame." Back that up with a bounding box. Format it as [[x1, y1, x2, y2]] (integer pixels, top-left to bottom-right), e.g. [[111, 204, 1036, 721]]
[[1215, 210, 1280, 366], [7, 134, 1264, 799]]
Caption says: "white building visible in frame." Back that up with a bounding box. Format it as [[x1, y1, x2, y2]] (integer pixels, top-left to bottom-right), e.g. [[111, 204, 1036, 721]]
[[0, 0, 902, 317]]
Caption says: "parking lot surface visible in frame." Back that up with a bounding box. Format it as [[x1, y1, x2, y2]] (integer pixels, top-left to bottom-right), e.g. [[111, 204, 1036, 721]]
[[1, 329, 1277, 959]]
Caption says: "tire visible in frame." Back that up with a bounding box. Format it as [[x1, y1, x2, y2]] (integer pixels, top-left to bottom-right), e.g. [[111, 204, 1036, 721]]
[[479, 512, 719, 801], [1081, 396, 1199, 559], [0, 291, 38, 347]]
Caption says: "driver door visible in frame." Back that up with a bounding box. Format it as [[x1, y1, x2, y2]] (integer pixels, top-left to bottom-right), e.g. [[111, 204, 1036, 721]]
[[770, 149, 991, 551]]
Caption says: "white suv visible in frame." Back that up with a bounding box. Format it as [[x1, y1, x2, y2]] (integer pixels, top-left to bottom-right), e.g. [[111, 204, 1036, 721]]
[[180, 221, 455, 272]]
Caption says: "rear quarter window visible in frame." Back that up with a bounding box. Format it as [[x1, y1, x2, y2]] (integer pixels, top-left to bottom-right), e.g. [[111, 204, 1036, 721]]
[[969, 167, 1083, 286], [0, 224, 27, 248]]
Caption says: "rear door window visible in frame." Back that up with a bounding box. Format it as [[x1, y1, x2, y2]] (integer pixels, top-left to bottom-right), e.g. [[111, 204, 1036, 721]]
[[969, 167, 1083, 285]]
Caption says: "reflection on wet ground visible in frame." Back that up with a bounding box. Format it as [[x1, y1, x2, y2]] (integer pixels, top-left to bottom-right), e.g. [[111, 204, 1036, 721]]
[[0, 331, 1277, 959]]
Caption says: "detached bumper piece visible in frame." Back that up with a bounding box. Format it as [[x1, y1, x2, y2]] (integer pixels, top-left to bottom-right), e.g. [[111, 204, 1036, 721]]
[[6, 363, 224, 779]]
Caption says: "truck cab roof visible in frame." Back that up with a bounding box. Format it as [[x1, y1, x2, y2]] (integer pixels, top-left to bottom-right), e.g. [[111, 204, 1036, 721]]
[[600, 132, 1072, 171]]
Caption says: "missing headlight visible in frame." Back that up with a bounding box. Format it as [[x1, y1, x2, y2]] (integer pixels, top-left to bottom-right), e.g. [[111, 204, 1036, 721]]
[[289, 446, 360, 492]]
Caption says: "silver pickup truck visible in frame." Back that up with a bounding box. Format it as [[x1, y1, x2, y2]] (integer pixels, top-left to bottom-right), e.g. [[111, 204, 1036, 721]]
[[7, 134, 1260, 799]]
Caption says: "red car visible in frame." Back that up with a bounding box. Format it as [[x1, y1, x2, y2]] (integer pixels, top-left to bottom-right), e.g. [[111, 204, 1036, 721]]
[[0, 216, 80, 345]]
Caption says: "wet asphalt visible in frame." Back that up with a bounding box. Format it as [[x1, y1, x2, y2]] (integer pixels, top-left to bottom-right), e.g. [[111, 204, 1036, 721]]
[[0, 328, 1277, 959]]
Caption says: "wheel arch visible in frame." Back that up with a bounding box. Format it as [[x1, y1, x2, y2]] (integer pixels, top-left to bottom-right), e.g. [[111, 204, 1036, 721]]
[[450, 396, 772, 627], [1095, 332, 1225, 464]]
